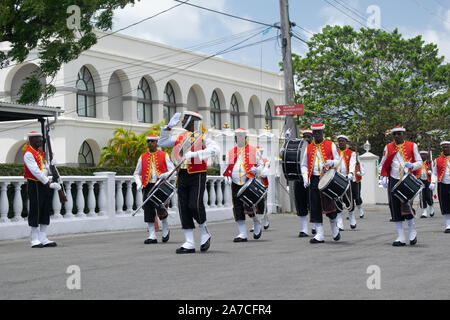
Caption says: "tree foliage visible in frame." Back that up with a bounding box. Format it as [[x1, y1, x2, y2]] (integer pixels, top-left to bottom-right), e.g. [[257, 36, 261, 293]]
[[292, 25, 449, 156], [98, 121, 172, 167], [0, 0, 138, 104]]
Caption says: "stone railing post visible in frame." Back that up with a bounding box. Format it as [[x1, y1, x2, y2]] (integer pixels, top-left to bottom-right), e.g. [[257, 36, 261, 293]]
[[94, 172, 116, 218]]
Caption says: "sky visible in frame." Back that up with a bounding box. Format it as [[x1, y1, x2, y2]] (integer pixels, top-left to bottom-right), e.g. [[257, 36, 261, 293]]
[[108, 0, 450, 73]]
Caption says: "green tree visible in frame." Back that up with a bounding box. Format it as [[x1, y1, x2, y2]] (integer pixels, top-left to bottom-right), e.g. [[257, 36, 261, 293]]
[[99, 121, 172, 167], [292, 25, 449, 156], [0, 0, 138, 103]]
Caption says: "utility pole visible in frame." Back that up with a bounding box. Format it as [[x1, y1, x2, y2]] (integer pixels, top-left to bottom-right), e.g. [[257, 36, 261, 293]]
[[279, 0, 297, 212], [279, 0, 297, 138]]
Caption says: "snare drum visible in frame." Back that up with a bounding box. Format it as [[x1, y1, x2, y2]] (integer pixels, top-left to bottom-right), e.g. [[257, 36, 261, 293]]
[[148, 180, 176, 208], [318, 169, 350, 200], [282, 139, 308, 181], [237, 178, 268, 207], [392, 173, 424, 203]]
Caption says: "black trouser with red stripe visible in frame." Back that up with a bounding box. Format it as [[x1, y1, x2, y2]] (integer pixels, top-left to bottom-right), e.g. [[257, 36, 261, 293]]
[[177, 169, 207, 229], [437, 183, 450, 215], [27, 179, 51, 227], [388, 177, 414, 222]]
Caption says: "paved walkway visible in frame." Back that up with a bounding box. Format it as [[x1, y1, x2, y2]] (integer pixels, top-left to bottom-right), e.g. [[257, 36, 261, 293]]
[[0, 204, 449, 300]]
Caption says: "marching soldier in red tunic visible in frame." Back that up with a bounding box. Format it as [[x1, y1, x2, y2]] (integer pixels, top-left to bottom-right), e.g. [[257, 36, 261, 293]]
[[223, 128, 268, 242], [23, 131, 61, 248], [352, 145, 365, 219], [134, 135, 174, 244], [158, 111, 220, 254], [335, 134, 357, 230], [429, 141, 450, 233], [379, 126, 422, 246], [301, 123, 341, 244], [418, 150, 435, 218]]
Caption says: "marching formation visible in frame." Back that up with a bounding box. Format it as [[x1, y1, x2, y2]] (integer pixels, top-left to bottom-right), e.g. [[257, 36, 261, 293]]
[[21, 113, 450, 251]]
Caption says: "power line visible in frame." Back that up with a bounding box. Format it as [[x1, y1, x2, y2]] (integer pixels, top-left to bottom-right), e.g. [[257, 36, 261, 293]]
[[98, 0, 190, 40], [322, 0, 367, 28], [173, 0, 279, 29]]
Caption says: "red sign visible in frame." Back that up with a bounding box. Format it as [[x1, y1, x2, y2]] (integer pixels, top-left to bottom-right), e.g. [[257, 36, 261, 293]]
[[274, 104, 304, 116]]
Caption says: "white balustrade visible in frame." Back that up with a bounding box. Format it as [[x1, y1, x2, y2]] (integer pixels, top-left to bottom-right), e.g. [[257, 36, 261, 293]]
[[75, 181, 85, 217], [12, 182, 23, 222], [124, 181, 133, 214], [64, 181, 74, 218], [203, 181, 209, 208], [52, 188, 63, 219], [86, 181, 96, 217], [97, 180, 106, 216], [115, 180, 124, 215], [209, 178, 217, 208], [216, 178, 223, 207], [0, 182, 8, 223]]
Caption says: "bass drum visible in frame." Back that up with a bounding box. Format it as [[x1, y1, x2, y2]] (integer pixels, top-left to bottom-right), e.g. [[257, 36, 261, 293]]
[[392, 173, 424, 203], [282, 139, 308, 181], [318, 169, 350, 200]]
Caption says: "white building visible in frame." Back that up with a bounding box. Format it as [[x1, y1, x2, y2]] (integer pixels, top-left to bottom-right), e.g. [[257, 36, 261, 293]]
[[0, 31, 285, 166]]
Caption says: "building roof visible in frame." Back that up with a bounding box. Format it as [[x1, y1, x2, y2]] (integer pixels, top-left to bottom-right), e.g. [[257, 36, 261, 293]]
[[0, 101, 64, 121]]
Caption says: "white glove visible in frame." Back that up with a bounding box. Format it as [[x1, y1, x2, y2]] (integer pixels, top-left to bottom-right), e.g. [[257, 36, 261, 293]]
[[185, 151, 197, 159], [50, 158, 56, 166], [49, 182, 61, 190], [135, 181, 143, 191], [347, 173, 354, 181], [225, 176, 232, 184], [325, 160, 334, 168], [427, 170, 432, 175], [429, 183, 436, 191], [285, 128, 291, 140], [159, 172, 169, 180], [167, 112, 181, 128], [304, 180, 310, 188], [249, 166, 259, 176], [405, 162, 414, 169], [381, 176, 388, 189], [356, 171, 362, 177]]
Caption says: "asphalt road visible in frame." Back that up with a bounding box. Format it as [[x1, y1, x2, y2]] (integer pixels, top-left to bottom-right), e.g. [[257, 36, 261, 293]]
[[0, 204, 449, 300]]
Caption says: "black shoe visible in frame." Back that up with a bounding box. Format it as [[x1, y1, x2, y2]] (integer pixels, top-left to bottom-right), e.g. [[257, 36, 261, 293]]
[[162, 230, 170, 243], [43, 242, 57, 247], [253, 230, 262, 240], [359, 214, 364, 219], [144, 238, 157, 244], [309, 238, 324, 244], [333, 233, 341, 241], [200, 237, 211, 252], [350, 224, 356, 230], [298, 232, 309, 238], [176, 247, 195, 254], [264, 224, 270, 230], [233, 237, 248, 242], [445, 229, 450, 234], [339, 228, 344, 232], [410, 237, 417, 246], [420, 215, 427, 219], [392, 241, 406, 247], [31, 243, 44, 248], [311, 229, 316, 235], [430, 212, 434, 217]]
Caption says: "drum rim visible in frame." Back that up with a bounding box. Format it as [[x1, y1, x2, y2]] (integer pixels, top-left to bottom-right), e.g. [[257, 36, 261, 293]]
[[236, 178, 254, 198], [282, 139, 306, 181], [318, 169, 336, 190], [149, 180, 176, 206]]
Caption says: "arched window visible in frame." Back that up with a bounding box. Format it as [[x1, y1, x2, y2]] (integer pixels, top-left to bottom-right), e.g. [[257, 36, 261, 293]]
[[163, 83, 176, 124], [265, 101, 273, 129], [210, 90, 221, 129], [76, 66, 96, 118], [78, 141, 94, 167], [137, 78, 152, 123], [230, 94, 240, 130]]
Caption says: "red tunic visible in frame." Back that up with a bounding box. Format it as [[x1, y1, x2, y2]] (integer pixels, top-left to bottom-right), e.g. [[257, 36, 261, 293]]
[[306, 140, 334, 179], [23, 146, 44, 181], [435, 155, 449, 182], [173, 131, 207, 174], [223, 145, 268, 186], [338, 148, 354, 174], [141, 150, 169, 187], [380, 141, 421, 178]]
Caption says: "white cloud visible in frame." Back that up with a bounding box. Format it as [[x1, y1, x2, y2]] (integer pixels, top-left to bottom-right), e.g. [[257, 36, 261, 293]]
[[317, 0, 364, 32]]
